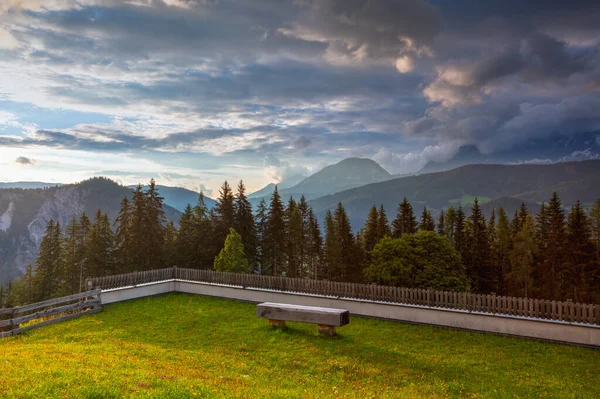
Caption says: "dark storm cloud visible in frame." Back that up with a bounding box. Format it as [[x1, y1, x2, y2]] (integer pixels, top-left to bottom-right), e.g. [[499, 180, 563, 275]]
[[1, 0, 600, 174]]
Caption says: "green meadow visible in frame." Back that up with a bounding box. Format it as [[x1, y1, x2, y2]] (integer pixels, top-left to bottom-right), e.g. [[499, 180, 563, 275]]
[[1, 293, 598, 398]]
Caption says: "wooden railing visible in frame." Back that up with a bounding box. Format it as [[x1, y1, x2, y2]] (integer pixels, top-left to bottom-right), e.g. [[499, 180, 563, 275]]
[[0, 290, 102, 338], [88, 268, 600, 326]]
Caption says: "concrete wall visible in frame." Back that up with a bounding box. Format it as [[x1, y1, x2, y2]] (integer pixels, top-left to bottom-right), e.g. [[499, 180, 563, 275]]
[[100, 279, 600, 347]]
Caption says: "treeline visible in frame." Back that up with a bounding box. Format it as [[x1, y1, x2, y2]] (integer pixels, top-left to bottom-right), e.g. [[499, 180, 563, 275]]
[[2, 179, 600, 307]]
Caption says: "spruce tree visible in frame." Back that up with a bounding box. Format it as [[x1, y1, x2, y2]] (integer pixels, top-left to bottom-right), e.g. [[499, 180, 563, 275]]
[[213, 181, 235, 254], [32, 219, 63, 301], [445, 206, 457, 245], [467, 198, 492, 292], [508, 214, 537, 297], [363, 205, 380, 253], [487, 210, 502, 294], [437, 210, 446, 236], [297, 196, 310, 276], [164, 221, 178, 267], [131, 184, 148, 270], [177, 205, 198, 268], [392, 197, 417, 238], [213, 228, 250, 273], [114, 197, 134, 272], [307, 208, 323, 279], [61, 217, 82, 295], [565, 201, 595, 302], [496, 207, 512, 295], [323, 209, 340, 281], [377, 204, 392, 238], [145, 179, 166, 269], [454, 205, 467, 260], [86, 210, 115, 277], [542, 192, 567, 300], [255, 198, 268, 273], [194, 192, 215, 269], [234, 181, 257, 270], [334, 202, 359, 282], [419, 206, 435, 232], [285, 197, 302, 278], [590, 199, 600, 258], [264, 186, 286, 275]]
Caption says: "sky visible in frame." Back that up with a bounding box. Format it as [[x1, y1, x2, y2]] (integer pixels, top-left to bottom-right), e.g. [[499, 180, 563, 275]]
[[0, 0, 599, 196]]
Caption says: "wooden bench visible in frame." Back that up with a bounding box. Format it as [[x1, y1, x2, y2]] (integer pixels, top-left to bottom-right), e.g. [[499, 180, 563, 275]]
[[256, 302, 350, 336]]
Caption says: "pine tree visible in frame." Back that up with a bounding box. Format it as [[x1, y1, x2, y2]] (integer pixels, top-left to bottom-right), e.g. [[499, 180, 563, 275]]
[[131, 184, 148, 270], [419, 206, 435, 232], [496, 207, 512, 295], [255, 198, 268, 274], [323, 209, 340, 281], [487, 210, 502, 294], [454, 205, 467, 260], [177, 205, 198, 268], [445, 207, 457, 245], [334, 202, 360, 282], [437, 210, 446, 236], [307, 208, 323, 279], [32, 219, 63, 301], [213, 181, 235, 254], [214, 228, 250, 273], [164, 221, 178, 267], [377, 204, 391, 238], [465, 199, 491, 292], [194, 192, 215, 269], [264, 186, 286, 275], [234, 181, 257, 270], [114, 197, 134, 273], [564, 201, 595, 302], [541, 192, 567, 300], [145, 179, 166, 269], [363, 206, 380, 253], [392, 197, 417, 238], [508, 214, 537, 298], [285, 197, 302, 278], [61, 217, 82, 295], [297, 196, 310, 277], [86, 210, 115, 277], [590, 199, 600, 258]]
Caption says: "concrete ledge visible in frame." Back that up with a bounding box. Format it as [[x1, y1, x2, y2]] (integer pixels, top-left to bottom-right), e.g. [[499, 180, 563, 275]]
[[100, 280, 175, 305], [99, 279, 600, 347]]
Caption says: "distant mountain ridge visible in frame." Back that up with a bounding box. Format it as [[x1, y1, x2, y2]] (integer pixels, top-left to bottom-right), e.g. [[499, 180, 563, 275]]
[[0, 178, 181, 284], [251, 158, 392, 202], [419, 131, 600, 174], [309, 160, 600, 232], [248, 174, 306, 199], [0, 182, 64, 189]]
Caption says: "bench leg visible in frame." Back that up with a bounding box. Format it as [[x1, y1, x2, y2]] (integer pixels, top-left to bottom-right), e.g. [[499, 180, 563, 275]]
[[318, 325, 336, 336], [268, 319, 286, 329]]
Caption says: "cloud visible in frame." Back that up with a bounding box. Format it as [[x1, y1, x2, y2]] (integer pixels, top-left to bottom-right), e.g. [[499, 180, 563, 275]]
[[198, 183, 213, 197], [263, 153, 310, 182], [373, 143, 457, 175], [15, 156, 35, 165]]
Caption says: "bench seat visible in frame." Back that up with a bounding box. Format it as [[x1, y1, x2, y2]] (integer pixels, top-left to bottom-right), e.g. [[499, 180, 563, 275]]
[[256, 302, 349, 335]]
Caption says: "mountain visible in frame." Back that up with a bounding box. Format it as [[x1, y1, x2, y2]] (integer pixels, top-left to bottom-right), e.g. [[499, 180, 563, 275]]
[[0, 182, 63, 189], [248, 174, 306, 199], [418, 131, 600, 174], [0, 178, 181, 284], [309, 160, 600, 232], [128, 185, 216, 212], [278, 158, 391, 200]]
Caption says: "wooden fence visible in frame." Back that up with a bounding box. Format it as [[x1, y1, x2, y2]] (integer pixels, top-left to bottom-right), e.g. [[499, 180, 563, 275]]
[[89, 268, 600, 326], [0, 290, 102, 338]]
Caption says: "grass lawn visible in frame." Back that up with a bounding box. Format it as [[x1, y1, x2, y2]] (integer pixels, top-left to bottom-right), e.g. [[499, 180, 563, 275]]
[[1, 294, 598, 398], [449, 196, 491, 206]]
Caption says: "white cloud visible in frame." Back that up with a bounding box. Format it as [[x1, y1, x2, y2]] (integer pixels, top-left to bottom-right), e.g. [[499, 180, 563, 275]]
[[395, 55, 415, 73]]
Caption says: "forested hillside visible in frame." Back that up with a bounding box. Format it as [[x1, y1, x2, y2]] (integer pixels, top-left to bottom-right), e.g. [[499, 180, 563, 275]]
[[309, 160, 600, 230], [0, 178, 181, 284]]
